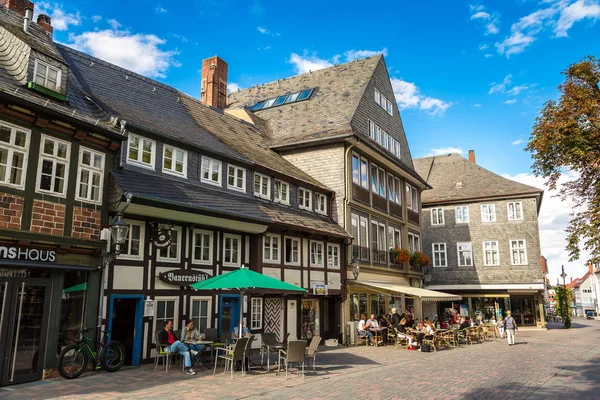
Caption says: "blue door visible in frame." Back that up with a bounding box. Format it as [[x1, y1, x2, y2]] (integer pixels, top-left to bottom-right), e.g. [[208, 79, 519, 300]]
[[108, 295, 144, 366], [219, 295, 240, 339]]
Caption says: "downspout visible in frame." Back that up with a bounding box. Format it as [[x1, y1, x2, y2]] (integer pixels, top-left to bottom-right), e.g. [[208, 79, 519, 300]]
[[343, 143, 355, 232], [118, 120, 127, 169]]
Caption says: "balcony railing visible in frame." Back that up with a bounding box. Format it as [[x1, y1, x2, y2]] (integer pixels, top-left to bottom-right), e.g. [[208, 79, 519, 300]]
[[372, 249, 387, 265], [351, 245, 370, 263]]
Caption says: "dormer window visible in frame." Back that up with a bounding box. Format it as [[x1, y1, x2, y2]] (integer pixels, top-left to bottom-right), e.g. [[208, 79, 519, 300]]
[[33, 60, 61, 92]]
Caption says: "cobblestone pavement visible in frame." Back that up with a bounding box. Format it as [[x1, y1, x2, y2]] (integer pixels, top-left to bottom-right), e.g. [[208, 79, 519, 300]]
[[2, 318, 600, 400]]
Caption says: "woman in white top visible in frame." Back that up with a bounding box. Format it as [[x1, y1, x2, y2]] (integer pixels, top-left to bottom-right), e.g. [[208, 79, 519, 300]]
[[358, 314, 376, 345]]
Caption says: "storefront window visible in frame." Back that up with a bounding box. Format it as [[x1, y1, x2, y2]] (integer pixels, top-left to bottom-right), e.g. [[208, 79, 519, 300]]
[[59, 271, 88, 353], [301, 299, 320, 339], [350, 293, 367, 321], [370, 294, 387, 317]]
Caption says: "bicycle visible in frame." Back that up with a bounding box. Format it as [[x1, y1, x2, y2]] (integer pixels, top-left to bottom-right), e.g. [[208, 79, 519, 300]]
[[57, 328, 125, 379]]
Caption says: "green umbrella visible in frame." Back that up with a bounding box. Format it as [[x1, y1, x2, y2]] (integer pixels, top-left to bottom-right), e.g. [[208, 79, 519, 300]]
[[192, 266, 306, 338], [63, 282, 87, 294]]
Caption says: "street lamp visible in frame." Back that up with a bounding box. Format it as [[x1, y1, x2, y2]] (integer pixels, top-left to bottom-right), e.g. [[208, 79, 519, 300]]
[[560, 265, 567, 287], [422, 266, 432, 287], [351, 260, 360, 280], [110, 212, 129, 257]]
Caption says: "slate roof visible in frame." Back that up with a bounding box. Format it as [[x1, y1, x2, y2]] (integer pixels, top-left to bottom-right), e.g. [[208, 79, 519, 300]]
[[413, 153, 543, 204], [227, 56, 380, 147], [112, 168, 350, 238]]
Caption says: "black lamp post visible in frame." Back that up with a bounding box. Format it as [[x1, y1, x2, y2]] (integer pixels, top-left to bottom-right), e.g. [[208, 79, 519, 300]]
[[560, 265, 567, 288], [423, 266, 432, 287], [110, 212, 129, 257], [351, 260, 360, 280]]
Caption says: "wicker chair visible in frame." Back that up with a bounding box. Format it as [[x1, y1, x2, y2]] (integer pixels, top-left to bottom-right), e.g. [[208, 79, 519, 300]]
[[422, 332, 437, 352], [393, 328, 409, 348], [305, 335, 322, 372], [213, 337, 249, 379], [277, 340, 307, 379], [467, 327, 480, 344], [457, 328, 470, 345], [355, 329, 370, 346]]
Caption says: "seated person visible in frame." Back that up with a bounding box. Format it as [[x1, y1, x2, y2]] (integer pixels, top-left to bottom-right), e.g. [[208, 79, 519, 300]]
[[378, 315, 389, 328], [397, 318, 416, 348], [424, 320, 436, 340], [231, 322, 250, 339], [475, 315, 484, 327], [439, 320, 448, 329], [390, 309, 401, 330], [158, 320, 197, 375], [182, 319, 203, 353], [366, 314, 379, 329], [357, 314, 376, 345], [459, 317, 471, 331]]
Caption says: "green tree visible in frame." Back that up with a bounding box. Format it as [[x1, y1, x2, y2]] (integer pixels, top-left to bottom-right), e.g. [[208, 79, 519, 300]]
[[554, 285, 574, 329], [526, 56, 600, 265]]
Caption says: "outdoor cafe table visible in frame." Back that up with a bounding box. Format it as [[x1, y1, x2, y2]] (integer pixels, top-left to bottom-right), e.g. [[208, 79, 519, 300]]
[[185, 340, 213, 370], [369, 327, 387, 346], [262, 343, 286, 371]]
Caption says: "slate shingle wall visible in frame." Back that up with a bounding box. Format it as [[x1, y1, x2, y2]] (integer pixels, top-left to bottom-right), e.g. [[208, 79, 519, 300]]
[[422, 197, 544, 285]]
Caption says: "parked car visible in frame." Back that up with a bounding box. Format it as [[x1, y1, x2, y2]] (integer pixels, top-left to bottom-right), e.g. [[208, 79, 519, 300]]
[[586, 311, 596, 320]]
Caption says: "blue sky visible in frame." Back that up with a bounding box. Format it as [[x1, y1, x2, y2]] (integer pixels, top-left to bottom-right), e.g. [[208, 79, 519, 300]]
[[36, 0, 600, 280]]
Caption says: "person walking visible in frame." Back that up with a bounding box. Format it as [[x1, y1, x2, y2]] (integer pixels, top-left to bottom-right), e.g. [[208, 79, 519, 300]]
[[504, 310, 518, 346]]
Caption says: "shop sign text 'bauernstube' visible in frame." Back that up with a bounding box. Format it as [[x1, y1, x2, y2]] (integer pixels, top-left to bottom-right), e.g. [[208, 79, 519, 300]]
[[158, 269, 211, 286]]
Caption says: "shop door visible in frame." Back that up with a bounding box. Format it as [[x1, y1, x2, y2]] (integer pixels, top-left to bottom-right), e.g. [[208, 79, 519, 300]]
[[219, 296, 240, 340], [263, 298, 284, 342], [0, 279, 51, 386]]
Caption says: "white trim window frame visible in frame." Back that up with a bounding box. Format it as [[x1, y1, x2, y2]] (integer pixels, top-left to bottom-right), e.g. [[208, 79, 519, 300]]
[[251, 297, 263, 330], [263, 233, 281, 263], [298, 187, 312, 211], [457, 242, 473, 267], [36, 134, 70, 197], [327, 243, 340, 269], [432, 242, 447, 268], [162, 144, 187, 178], [374, 88, 381, 105], [190, 296, 212, 333], [0, 121, 30, 189], [119, 219, 145, 260], [227, 164, 246, 192], [507, 201, 523, 221], [274, 179, 289, 205], [483, 240, 500, 266], [352, 153, 370, 189], [431, 207, 445, 226], [481, 204, 496, 223], [456, 206, 469, 224], [254, 172, 271, 199], [33, 59, 62, 91], [408, 232, 420, 253], [284, 236, 300, 266], [157, 225, 182, 263], [510, 239, 528, 265], [310, 240, 324, 268], [154, 296, 179, 337], [192, 229, 213, 265], [127, 134, 156, 169], [75, 146, 105, 204], [201, 156, 222, 187], [315, 192, 327, 215], [406, 185, 419, 211], [223, 233, 242, 267], [386, 99, 393, 116]]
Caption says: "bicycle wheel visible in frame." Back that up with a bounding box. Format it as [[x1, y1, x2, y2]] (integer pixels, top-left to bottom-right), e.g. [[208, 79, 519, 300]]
[[100, 341, 125, 372], [57, 344, 88, 379]]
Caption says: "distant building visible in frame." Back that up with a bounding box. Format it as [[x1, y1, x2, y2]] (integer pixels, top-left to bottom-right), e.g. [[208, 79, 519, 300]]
[[568, 272, 596, 317]]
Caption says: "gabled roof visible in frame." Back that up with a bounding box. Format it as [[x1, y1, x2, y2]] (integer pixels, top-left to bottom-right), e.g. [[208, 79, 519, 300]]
[[413, 153, 543, 205], [227, 56, 381, 147], [568, 272, 591, 289]]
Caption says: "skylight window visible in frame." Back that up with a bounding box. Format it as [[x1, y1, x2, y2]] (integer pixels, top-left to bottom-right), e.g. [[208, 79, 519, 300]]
[[263, 98, 276, 108], [249, 101, 265, 111], [249, 88, 315, 111], [274, 95, 287, 106], [285, 92, 300, 103], [297, 89, 313, 100]]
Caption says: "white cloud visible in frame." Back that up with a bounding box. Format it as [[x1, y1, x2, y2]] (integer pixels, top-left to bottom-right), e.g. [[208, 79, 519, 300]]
[[36, 2, 81, 31], [428, 147, 464, 156], [503, 172, 592, 282], [228, 82, 241, 93], [484, 53, 494, 58], [489, 74, 512, 94], [391, 78, 452, 116], [511, 138, 525, 145], [344, 48, 388, 61], [473, 103, 482, 107], [257, 27, 268, 34], [288, 53, 333, 74], [555, 0, 600, 37], [67, 30, 179, 78], [507, 85, 529, 95], [107, 19, 121, 29], [91, 15, 102, 23], [486, 22, 499, 34], [505, 99, 518, 104], [173, 33, 187, 42], [478, 44, 489, 50], [495, 31, 536, 56], [156, 6, 167, 13], [471, 11, 491, 19], [470, 4, 500, 35]]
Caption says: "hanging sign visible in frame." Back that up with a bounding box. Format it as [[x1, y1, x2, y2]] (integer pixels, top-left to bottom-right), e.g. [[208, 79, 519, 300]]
[[0, 246, 56, 263], [313, 283, 328, 295], [144, 299, 155, 317], [149, 222, 172, 249], [158, 269, 211, 286]]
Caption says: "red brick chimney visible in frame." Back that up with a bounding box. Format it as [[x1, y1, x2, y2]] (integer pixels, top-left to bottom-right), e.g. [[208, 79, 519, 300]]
[[468, 150, 476, 164], [37, 14, 53, 36], [3, 0, 34, 16], [200, 56, 228, 110]]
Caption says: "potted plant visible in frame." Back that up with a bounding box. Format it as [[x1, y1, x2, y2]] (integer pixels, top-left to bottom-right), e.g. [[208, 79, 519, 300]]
[[390, 247, 410, 265], [410, 251, 430, 268]]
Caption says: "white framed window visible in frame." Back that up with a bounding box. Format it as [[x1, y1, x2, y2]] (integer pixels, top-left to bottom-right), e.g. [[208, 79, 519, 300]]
[[510, 239, 527, 265], [298, 187, 312, 211], [274, 180, 289, 205], [481, 204, 496, 222], [227, 165, 246, 192], [380, 94, 387, 111], [315, 193, 327, 215], [36, 135, 70, 197], [76, 147, 105, 204], [351, 154, 368, 189], [192, 229, 213, 265], [120, 220, 145, 260], [127, 134, 155, 169], [190, 296, 212, 333], [223, 233, 241, 267], [456, 206, 469, 224], [431, 208, 445, 226], [457, 242, 473, 267], [263, 233, 280, 263], [251, 298, 263, 330], [254, 172, 270, 199], [507, 201, 523, 221], [310, 240, 324, 267], [408, 232, 420, 253], [406, 185, 419, 211], [432, 243, 447, 267], [351, 213, 369, 258], [327, 244, 340, 269], [483, 241, 500, 266], [0, 121, 30, 189], [371, 221, 387, 263], [162, 145, 187, 177], [201, 156, 222, 186], [154, 297, 179, 336], [284, 236, 300, 266], [374, 88, 381, 105], [386, 100, 393, 116], [388, 226, 402, 250], [33, 59, 62, 91], [157, 226, 181, 263]]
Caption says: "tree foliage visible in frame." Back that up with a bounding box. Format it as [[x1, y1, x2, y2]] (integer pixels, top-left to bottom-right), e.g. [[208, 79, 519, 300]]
[[526, 56, 600, 265], [554, 285, 573, 329]]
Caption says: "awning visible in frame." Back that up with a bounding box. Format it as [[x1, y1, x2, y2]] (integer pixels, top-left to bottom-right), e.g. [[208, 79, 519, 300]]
[[63, 282, 87, 293], [0, 260, 98, 271], [349, 281, 462, 302]]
